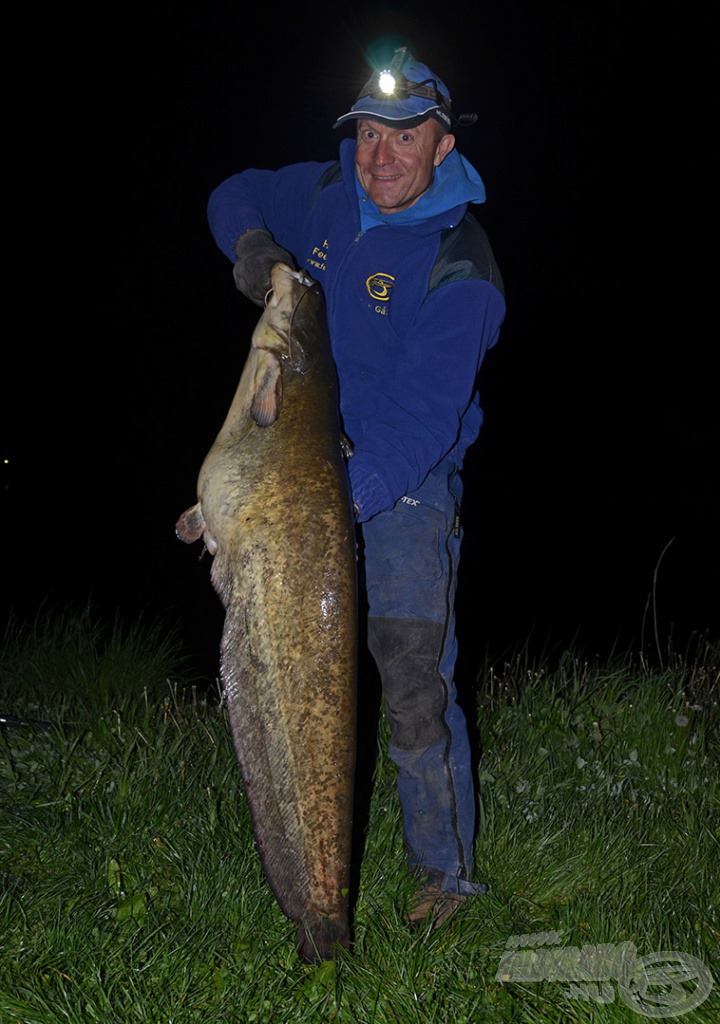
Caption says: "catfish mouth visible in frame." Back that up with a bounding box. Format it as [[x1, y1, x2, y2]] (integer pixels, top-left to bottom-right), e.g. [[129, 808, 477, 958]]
[[267, 263, 314, 297], [254, 266, 320, 376]]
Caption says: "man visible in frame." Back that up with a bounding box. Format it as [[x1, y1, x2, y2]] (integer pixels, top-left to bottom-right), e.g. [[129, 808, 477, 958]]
[[207, 47, 505, 927]]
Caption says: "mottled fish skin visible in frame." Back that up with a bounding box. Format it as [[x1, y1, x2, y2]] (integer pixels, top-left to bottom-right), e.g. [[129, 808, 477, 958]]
[[176, 264, 357, 961]]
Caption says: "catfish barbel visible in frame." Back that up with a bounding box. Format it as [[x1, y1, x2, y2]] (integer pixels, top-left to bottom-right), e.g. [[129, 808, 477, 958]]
[[176, 263, 357, 961]]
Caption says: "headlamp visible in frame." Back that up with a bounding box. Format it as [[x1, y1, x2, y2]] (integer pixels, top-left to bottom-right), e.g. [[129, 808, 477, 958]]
[[355, 46, 477, 128], [358, 47, 446, 106]]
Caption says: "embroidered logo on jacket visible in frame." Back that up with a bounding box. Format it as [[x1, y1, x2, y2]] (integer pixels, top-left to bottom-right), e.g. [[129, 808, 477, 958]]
[[366, 273, 395, 301]]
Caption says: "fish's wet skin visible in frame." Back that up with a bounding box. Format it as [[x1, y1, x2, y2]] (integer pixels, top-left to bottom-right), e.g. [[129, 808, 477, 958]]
[[177, 263, 358, 961]]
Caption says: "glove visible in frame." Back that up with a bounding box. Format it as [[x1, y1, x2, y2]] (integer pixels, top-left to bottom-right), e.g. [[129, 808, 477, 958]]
[[232, 229, 295, 307]]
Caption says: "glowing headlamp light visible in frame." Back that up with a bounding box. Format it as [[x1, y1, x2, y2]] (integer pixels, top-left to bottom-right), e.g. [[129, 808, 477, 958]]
[[377, 70, 397, 95]]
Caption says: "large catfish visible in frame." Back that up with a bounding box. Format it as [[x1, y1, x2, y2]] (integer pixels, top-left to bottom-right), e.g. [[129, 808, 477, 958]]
[[176, 263, 357, 961]]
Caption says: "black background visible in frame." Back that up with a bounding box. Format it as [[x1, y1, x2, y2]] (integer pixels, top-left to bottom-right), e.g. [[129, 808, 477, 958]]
[[2, 2, 716, 683]]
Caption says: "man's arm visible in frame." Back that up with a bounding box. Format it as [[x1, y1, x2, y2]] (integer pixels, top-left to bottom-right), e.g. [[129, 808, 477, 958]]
[[347, 278, 505, 522]]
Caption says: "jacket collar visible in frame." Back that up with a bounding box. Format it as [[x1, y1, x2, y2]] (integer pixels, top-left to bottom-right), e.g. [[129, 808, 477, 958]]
[[339, 137, 485, 234]]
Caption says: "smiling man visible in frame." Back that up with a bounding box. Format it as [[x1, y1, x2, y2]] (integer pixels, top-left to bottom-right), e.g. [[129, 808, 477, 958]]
[[354, 118, 456, 214], [207, 46, 505, 934]]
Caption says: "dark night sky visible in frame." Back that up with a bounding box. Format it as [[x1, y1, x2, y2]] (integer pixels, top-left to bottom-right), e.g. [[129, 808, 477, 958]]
[[2, 3, 717, 679]]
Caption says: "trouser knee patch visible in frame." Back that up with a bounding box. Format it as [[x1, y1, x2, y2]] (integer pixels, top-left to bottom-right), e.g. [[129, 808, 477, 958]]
[[367, 617, 448, 751]]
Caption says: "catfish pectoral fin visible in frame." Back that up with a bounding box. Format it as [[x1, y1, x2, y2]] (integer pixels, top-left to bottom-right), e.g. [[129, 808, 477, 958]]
[[176, 503, 206, 543], [250, 349, 282, 427]]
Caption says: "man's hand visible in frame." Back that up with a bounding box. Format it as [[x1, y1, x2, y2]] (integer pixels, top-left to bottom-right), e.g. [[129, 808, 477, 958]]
[[232, 229, 295, 306]]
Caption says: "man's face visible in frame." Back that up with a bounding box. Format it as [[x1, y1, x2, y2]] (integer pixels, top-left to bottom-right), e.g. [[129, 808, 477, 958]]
[[354, 118, 456, 215]]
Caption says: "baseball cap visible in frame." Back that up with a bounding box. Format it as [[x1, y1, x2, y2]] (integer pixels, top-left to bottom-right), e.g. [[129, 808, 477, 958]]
[[332, 47, 477, 131]]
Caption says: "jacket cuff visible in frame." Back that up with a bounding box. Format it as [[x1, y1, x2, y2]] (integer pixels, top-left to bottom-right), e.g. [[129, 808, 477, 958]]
[[348, 461, 394, 523]]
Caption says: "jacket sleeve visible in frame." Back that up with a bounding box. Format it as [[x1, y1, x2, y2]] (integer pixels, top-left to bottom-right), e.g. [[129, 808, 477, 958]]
[[207, 162, 336, 262], [347, 277, 506, 522]]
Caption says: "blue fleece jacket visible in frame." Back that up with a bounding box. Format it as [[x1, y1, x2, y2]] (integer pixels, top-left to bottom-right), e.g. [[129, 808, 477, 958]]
[[207, 137, 505, 521]]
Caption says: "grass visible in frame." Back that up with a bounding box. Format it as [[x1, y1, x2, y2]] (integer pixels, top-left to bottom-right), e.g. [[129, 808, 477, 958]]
[[0, 608, 718, 1022]]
